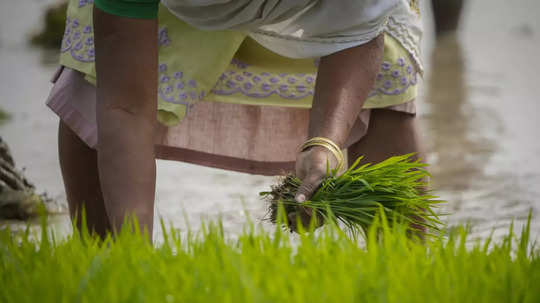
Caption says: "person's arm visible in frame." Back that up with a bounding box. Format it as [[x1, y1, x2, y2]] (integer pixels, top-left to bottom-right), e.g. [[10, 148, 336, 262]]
[[93, 7, 158, 235], [295, 35, 384, 205]]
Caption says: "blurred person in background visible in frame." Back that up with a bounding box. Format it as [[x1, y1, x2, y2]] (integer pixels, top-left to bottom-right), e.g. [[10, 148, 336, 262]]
[[431, 0, 464, 36]]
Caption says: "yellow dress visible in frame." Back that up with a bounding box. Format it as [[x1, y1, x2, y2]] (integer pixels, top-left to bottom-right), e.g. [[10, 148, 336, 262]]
[[49, 0, 423, 175], [60, 1, 421, 126]]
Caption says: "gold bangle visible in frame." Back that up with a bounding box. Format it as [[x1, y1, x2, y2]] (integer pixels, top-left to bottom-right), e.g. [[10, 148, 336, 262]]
[[300, 137, 344, 171]]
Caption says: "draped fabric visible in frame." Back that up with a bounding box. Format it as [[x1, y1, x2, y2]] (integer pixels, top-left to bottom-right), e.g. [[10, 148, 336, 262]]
[[162, 0, 401, 58]]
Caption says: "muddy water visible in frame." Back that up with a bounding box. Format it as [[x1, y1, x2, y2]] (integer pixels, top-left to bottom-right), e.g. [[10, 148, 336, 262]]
[[1, 0, 539, 240], [421, 0, 540, 240]]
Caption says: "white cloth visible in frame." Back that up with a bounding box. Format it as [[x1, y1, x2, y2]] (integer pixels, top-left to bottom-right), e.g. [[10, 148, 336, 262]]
[[162, 0, 402, 58]]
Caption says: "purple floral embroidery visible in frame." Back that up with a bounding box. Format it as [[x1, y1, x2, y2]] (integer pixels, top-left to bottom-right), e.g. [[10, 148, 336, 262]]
[[261, 83, 271, 91], [212, 63, 317, 100], [60, 14, 418, 112], [369, 56, 419, 96], [157, 63, 205, 116], [406, 65, 413, 74], [60, 18, 95, 62], [60, 17, 199, 116], [230, 58, 249, 69], [64, 26, 71, 37], [158, 27, 171, 47], [400, 77, 408, 85], [61, 21, 174, 63], [79, 0, 94, 7]]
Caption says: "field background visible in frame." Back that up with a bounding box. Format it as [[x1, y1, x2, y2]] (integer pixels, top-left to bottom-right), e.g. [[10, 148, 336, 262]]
[[0, 0, 539, 242]]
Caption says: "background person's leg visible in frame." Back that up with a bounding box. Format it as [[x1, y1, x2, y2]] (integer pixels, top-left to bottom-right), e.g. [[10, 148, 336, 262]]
[[58, 121, 110, 237]]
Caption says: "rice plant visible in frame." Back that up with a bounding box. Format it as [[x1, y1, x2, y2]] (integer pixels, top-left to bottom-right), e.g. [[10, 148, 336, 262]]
[[262, 154, 444, 235], [0, 214, 538, 303]]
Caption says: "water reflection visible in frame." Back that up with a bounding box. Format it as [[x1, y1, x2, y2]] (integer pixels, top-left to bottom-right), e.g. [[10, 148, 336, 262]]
[[425, 33, 496, 198], [422, 31, 536, 239]]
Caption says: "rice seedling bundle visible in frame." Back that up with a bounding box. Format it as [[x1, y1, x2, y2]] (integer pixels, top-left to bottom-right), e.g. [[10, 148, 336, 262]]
[[261, 154, 443, 234]]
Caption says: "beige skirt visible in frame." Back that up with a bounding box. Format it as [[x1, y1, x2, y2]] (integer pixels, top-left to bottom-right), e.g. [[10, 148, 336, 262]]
[[46, 67, 416, 176]]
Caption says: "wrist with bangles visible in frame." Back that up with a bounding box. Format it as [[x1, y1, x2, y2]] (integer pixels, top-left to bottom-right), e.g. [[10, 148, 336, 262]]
[[299, 136, 345, 171]]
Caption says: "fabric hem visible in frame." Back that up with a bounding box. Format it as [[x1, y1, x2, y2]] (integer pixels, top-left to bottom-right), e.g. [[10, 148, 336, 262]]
[[384, 16, 424, 75], [155, 145, 295, 176], [46, 95, 98, 148]]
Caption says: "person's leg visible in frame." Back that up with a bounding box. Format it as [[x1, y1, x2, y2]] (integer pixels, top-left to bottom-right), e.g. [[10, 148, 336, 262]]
[[348, 108, 426, 235], [347, 108, 424, 165], [58, 121, 110, 237]]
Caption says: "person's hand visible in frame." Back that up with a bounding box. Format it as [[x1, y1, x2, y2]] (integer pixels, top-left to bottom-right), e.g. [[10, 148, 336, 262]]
[[288, 145, 339, 231]]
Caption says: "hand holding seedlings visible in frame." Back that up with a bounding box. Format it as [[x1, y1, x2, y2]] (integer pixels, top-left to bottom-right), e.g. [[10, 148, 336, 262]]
[[262, 154, 443, 235]]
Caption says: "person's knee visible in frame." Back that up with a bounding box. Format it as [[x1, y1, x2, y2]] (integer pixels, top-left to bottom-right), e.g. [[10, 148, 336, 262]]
[[371, 109, 416, 128], [348, 108, 422, 164]]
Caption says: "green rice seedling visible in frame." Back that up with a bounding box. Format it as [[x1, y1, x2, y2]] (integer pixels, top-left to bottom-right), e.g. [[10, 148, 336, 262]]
[[0, 214, 538, 303], [261, 154, 444, 235]]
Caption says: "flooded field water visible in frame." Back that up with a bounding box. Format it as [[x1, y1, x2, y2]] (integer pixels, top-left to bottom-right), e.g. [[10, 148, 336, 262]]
[[1, 0, 539, 240]]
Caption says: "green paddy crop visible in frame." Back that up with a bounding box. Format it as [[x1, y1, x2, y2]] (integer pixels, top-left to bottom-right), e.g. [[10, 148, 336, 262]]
[[263, 154, 443, 235], [1, 214, 539, 303]]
